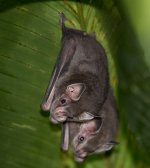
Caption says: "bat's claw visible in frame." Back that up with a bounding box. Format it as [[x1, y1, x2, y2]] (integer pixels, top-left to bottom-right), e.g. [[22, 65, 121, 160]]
[[59, 12, 66, 32], [40, 102, 50, 111]]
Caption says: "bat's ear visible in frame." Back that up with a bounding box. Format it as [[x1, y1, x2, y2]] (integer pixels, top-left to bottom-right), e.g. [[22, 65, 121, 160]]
[[95, 141, 116, 153], [107, 141, 119, 145], [81, 118, 103, 135], [99, 141, 119, 152], [102, 141, 119, 151], [66, 83, 86, 101]]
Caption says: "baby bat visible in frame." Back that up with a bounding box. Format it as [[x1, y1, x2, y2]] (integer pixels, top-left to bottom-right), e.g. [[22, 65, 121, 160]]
[[41, 13, 109, 123], [62, 88, 118, 162]]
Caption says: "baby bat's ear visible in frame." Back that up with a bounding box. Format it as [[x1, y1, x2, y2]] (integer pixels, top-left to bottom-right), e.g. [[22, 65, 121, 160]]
[[81, 118, 103, 135], [96, 141, 119, 153], [107, 141, 119, 145], [102, 141, 119, 151], [94, 141, 116, 154], [66, 83, 86, 101]]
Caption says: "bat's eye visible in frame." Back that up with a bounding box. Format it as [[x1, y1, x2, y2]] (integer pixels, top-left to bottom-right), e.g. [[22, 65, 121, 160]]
[[78, 136, 85, 143], [60, 99, 66, 105]]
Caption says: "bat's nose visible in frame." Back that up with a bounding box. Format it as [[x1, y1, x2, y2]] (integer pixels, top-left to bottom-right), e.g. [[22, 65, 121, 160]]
[[73, 146, 87, 161], [56, 115, 67, 122], [74, 150, 87, 162], [53, 107, 68, 122]]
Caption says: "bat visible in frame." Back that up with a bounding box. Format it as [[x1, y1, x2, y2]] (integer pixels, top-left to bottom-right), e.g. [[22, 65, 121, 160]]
[[66, 88, 118, 162], [70, 88, 118, 162], [40, 12, 109, 123]]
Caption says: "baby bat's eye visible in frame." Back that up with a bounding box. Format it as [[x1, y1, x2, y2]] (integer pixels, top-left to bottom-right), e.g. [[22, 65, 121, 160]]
[[60, 98, 66, 105], [78, 136, 85, 143]]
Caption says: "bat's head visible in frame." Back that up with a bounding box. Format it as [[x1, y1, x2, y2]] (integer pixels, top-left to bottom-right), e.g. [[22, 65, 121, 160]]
[[72, 117, 102, 162], [50, 83, 86, 123], [71, 116, 116, 162]]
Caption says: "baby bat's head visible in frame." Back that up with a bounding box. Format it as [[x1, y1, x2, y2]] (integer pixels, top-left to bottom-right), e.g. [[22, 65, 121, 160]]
[[71, 117, 117, 162], [71, 118, 102, 162]]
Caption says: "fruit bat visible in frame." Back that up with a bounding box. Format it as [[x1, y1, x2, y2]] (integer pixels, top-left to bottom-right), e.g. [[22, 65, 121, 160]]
[[61, 88, 118, 162], [40, 13, 109, 123]]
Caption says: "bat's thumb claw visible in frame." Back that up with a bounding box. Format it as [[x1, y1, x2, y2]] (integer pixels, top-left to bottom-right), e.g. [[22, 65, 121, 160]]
[[59, 12, 66, 31]]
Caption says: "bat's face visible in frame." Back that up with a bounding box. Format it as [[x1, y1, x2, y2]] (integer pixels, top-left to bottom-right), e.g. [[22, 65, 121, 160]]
[[50, 83, 86, 123], [71, 118, 102, 162], [71, 118, 115, 162]]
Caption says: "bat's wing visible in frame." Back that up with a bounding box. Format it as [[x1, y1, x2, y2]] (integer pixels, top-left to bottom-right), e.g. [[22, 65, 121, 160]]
[[40, 13, 76, 111], [61, 122, 69, 151]]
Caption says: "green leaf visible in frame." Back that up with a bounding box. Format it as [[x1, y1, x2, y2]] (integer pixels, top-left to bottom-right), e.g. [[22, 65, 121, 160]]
[[0, 0, 150, 168]]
